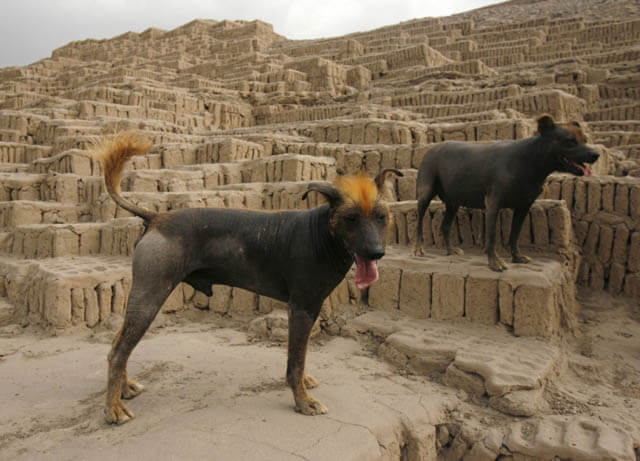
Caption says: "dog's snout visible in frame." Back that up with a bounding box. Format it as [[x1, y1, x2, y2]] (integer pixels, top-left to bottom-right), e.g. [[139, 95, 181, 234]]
[[367, 246, 385, 260]]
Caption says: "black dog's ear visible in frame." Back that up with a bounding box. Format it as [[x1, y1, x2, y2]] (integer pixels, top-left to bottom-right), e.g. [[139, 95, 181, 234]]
[[537, 114, 555, 135], [302, 182, 342, 206], [374, 168, 404, 190]]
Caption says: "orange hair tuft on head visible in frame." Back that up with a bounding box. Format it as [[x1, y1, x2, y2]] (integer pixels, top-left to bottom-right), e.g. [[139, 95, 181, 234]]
[[336, 173, 379, 215]]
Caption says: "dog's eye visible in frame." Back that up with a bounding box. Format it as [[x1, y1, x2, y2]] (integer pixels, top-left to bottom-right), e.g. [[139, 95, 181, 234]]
[[376, 213, 386, 223], [345, 214, 358, 223], [566, 138, 578, 147]]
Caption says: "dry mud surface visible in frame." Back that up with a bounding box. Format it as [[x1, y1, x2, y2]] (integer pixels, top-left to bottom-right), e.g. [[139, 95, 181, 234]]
[[0, 293, 638, 461]]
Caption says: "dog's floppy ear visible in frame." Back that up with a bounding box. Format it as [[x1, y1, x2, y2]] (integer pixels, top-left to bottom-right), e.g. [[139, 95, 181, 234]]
[[537, 114, 556, 135], [374, 168, 404, 190], [302, 182, 342, 207]]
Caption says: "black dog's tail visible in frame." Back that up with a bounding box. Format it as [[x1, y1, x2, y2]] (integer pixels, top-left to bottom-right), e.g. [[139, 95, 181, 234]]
[[91, 131, 156, 222]]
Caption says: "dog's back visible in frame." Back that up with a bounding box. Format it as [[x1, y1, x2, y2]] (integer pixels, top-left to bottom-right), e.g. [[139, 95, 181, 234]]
[[417, 140, 528, 209]]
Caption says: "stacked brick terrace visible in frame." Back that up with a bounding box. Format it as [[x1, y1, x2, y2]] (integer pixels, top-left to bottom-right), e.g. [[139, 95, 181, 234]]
[[1, 1, 639, 332], [1, 1, 640, 458]]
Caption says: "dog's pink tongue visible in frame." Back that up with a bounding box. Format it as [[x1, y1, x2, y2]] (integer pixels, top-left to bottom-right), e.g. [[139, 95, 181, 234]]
[[574, 161, 592, 176], [355, 255, 379, 290]]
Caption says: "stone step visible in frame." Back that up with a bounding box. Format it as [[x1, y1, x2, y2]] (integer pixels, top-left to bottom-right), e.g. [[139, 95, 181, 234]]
[[346, 309, 562, 416], [121, 154, 336, 192], [504, 415, 636, 461], [389, 199, 575, 264], [0, 296, 14, 326], [0, 142, 53, 163], [0, 218, 143, 259], [91, 181, 322, 221], [0, 200, 91, 228], [310, 117, 534, 146], [366, 247, 576, 337], [0, 254, 354, 330], [0, 163, 30, 173], [0, 172, 103, 204]]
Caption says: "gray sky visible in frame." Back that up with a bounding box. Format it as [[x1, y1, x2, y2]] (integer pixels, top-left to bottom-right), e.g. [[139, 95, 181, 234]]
[[0, 0, 500, 68]]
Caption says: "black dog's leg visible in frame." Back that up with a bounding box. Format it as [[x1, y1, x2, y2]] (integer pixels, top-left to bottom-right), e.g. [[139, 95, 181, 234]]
[[485, 196, 508, 272], [442, 204, 463, 256], [509, 206, 531, 263], [414, 185, 435, 256], [286, 304, 327, 415], [105, 234, 183, 424]]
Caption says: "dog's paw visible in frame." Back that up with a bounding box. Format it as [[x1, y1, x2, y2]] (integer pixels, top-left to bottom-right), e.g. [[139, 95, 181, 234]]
[[121, 379, 144, 400], [295, 396, 328, 416], [488, 256, 508, 272], [412, 245, 425, 257], [303, 374, 319, 389], [512, 254, 531, 264], [105, 401, 134, 425], [448, 247, 464, 256]]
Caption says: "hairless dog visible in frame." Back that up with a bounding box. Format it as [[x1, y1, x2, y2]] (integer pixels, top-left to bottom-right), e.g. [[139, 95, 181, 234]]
[[414, 115, 599, 271], [93, 132, 402, 424]]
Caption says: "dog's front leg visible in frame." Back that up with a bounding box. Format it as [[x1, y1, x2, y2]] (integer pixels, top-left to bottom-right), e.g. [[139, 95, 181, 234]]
[[286, 305, 327, 415], [509, 206, 531, 264], [485, 196, 508, 272]]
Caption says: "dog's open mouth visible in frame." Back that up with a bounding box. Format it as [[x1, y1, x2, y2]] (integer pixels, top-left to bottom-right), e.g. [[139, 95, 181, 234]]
[[561, 156, 592, 176], [354, 255, 379, 290]]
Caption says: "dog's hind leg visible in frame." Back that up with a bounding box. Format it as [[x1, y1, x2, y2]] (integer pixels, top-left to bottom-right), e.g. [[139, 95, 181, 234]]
[[286, 304, 327, 415], [105, 234, 183, 424], [442, 204, 464, 256], [414, 183, 436, 256], [509, 206, 532, 264], [485, 196, 508, 271]]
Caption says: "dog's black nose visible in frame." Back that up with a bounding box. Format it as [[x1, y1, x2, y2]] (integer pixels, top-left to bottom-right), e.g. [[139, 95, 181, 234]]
[[590, 152, 600, 162], [366, 247, 385, 260]]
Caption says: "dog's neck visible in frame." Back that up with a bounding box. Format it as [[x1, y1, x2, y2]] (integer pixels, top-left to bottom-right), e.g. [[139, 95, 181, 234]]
[[309, 205, 353, 275], [529, 136, 561, 183]]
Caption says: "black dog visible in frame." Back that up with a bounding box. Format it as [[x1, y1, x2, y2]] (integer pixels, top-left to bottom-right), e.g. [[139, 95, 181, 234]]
[[414, 115, 599, 271], [94, 132, 401, 424]]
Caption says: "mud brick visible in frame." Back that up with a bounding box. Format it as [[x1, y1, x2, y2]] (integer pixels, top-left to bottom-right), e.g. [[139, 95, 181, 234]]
[[587, 179, 602, 214], [513, 283, 557, 337], [465, 273, 498, 324], [498, 279, 514, 326], [432, 273, 465, 320], [364, 151, 380, 177], [84, 287, 100, 328], [573, 180, 587, 217], [597, 226, 614, 264], [624, 273, 640, 298], [399, 269, 430, 318], [561, 177, 575, 211], [602, 182, 615, 212], [209, 285, 232, 314], [631, 185, 640, 219], [612, 224, 630, 264], [614, 183, 629, 216], [368, 265, 401, 310], [547, 204, 571, 248], [628, 232, 640, 272], [97, 282, 112, 321], [590, 261, 605, 291], [529, 203, 549, 246], [608, 263, 625, 295], [584, 222, 600, 257], [44, 282, 71, 327], [71, 287, 84, 324], [163, 285, 184, 313], [112, 280, 126, 315]]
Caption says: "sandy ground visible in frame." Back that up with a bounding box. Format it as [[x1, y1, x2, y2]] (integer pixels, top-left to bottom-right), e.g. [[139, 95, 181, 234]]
[[0, 292, 639, 460]]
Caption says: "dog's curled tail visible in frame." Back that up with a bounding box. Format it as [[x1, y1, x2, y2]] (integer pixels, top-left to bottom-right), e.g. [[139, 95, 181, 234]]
[[91, 131, 156, 222]]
